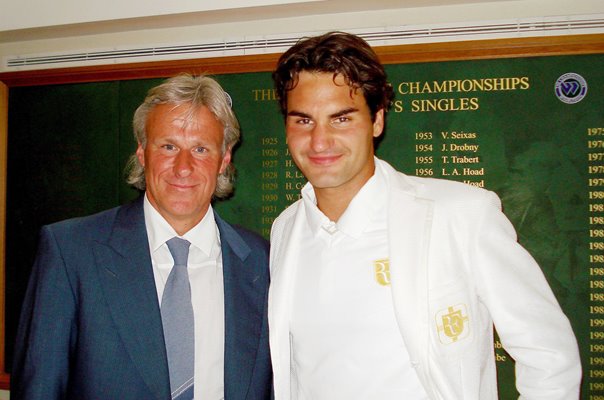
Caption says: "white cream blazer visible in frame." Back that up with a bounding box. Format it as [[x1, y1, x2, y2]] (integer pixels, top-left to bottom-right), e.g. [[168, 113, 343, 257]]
[[268, 158, 581, 400]]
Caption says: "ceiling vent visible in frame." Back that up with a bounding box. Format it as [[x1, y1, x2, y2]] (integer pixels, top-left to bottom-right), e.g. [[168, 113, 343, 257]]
[[5, 15, 604, 70]]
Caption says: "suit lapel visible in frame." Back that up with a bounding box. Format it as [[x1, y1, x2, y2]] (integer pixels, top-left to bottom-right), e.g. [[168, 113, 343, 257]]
[[93, 198, 170, 400], [268, 202, 307, 399], [216, 215, 266, 400], [386, 166, 433, 367]]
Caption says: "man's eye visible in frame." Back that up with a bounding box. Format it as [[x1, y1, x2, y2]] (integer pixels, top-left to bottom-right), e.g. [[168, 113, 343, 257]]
[[333, 116, 350, 124], [162, 144, 177, 151], [193, 147, 207, 154], [297, 118, 312, 125]]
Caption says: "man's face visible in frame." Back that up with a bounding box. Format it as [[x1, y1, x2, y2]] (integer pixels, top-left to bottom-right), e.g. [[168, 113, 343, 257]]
[[285, 71, 384, 199], [137, 103, 231, 234]]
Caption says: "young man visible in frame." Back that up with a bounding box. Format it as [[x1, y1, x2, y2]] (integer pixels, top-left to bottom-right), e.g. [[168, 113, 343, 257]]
[[12, 74, 272, 400], [268, 31, 581, 399]]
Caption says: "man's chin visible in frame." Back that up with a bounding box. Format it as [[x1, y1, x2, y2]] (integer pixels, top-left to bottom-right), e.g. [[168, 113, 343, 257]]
[[306, 176, 342, 190], [164, 200, 209, 218]]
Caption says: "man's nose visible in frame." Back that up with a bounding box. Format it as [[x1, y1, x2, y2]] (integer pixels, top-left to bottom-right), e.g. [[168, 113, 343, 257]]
[[310, 123, 333, 152], [173, 150, 193, 177]]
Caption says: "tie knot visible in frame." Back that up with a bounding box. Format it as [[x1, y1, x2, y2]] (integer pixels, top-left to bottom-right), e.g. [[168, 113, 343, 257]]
[[166, 237, 191, 266]]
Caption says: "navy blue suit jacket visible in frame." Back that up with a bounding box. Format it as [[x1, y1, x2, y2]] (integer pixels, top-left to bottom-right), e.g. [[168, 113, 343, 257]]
[[11, 197, 272, 400]]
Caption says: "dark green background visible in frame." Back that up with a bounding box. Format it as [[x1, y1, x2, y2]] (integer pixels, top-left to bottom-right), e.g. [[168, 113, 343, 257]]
[[6, 54, 603, 397]]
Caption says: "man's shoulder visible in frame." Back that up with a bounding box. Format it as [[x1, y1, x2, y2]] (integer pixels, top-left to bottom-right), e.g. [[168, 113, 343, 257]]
[[214, 214, 269, 252], [391, 169, 496, 204], [381, 165, 502, 218], [230, 223, 269, 247], [415, 175, 488, 196], [269, 200, 302, 247], [273, 199, 302, 226], [44, 201, 139, 238]]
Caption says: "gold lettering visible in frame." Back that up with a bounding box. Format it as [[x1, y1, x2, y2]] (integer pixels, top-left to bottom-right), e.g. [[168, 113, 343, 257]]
[[396, 76, 530, 95], [410, 97, 479, 112], [374, 259, 391, 286], [252, 88, 277, 101], [393, 100, 404, 112]]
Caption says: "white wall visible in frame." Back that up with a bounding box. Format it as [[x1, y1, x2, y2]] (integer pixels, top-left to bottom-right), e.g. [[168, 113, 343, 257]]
[[0, 0, 316, 31], [1, 0, 604, 72]]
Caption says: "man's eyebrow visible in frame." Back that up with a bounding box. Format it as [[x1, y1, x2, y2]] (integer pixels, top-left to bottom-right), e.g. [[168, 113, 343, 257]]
[[286, 107, 359, 119], [330, 107, 358, 119], [286, 110, 311, 118]]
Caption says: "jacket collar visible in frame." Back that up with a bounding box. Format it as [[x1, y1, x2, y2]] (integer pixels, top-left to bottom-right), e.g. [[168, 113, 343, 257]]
[[94, 196, 171, 400]]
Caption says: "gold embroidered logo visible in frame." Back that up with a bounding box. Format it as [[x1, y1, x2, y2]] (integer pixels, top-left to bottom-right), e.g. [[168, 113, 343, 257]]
[[436, 304, 470, 344], [374, 259, 390, 286]]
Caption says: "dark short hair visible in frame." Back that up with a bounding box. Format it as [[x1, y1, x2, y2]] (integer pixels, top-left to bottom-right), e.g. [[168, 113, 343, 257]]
[[272, 31, 394, 120]]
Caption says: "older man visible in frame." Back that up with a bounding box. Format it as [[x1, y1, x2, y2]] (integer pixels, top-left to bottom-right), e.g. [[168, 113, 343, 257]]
[[12, 74, 272, 400]]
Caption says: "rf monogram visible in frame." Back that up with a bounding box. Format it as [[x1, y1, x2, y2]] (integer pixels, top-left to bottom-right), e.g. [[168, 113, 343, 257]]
[[374, 259, 391, 286]]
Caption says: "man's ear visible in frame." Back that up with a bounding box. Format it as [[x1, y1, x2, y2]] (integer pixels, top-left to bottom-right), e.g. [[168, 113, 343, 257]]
[[219, 147, 232, 174], [373, 109, 385, 138], [136, 143, 145, 167]]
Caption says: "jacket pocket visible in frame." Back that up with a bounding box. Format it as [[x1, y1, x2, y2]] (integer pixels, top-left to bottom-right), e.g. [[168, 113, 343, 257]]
[[429, 278, 476, 356]]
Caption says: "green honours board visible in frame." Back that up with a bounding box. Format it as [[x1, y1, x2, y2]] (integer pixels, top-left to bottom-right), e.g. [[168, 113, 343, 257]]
[[5, 53, 604, 397]]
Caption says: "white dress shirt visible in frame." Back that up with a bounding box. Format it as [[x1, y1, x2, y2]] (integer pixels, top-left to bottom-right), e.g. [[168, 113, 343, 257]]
[[144, 195, 225, 400], [289, 165, 428, 399]]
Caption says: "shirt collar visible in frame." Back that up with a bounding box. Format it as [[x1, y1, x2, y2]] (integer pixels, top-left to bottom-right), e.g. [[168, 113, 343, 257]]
[[302, 182, 331, 236], [143, 193, 218, 257]]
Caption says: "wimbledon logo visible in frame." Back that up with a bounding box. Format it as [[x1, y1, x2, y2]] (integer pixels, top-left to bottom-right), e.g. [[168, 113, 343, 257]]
[[555, 72, 588, 104]]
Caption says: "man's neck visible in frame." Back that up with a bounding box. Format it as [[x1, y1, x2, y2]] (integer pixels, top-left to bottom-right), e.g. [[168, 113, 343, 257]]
[[315, 183, 364, 222], [315, 196, 347, 222], [313, 161, 377, 222]]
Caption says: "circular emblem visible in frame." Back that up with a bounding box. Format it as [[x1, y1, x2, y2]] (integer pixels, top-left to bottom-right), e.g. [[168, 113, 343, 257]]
[[555, 72, 588, 104]]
